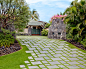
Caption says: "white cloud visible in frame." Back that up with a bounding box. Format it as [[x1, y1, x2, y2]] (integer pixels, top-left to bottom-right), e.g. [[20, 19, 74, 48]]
[[25, 0, 42, 4], [25, 0, 80, 22], [25, 0, 81, 4], [25, 0, 57, 4], [25, 0, 73, 8]]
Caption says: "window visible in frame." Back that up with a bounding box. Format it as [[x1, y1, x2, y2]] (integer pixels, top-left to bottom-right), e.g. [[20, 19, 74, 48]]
[[58, 32, 61, 35], [52, 32, 54, 35]]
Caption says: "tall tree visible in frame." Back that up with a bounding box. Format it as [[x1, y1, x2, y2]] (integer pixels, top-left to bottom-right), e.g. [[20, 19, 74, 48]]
[[0, 0, 30, 32], [30, 9, 39, 21]]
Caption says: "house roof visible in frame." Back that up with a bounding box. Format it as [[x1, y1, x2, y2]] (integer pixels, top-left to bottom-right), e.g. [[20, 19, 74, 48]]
[[28, 20, 44, 26]]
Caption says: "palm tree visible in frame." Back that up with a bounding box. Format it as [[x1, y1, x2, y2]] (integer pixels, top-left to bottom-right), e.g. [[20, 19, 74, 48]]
[[30, 9, 39, 21]]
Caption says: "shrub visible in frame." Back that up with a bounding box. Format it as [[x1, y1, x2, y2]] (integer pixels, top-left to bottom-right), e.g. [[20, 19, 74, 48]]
[[81, 39, 86, 47], [64, 0, 86, 42], [41, 29, 48, 36], [44, 23, 50, 28], [1, 28, 10, 34], [1, 28, 16, 35], [0, 33, 14, 47]]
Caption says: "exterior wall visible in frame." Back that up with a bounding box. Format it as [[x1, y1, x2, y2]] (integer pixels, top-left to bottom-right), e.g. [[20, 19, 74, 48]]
[[48, 19, 66, 39], [28, 26, 31, 35], [16, 25, 43, 36], [16, 28, 28, 34]]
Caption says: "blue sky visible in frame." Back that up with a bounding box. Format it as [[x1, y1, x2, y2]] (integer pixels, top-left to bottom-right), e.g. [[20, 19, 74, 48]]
[[25, 0, 80, 22]]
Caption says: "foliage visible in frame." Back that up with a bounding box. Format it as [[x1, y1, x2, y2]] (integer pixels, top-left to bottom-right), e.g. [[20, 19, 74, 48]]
[[41, 29, 48, 36], [0, 0, 30, 32], [0, 0, 39, 47], [30, 9, 39, 21], [51, 15, 67, 20], [18, 28, 24, 32], [81, 39, 86, 47], [50, 14, 67, 24], [1, 28, 16, 35], [44, 23, 51, 28], [64, 0, 86, 43], [66, 33, 72, 39], [0, 39, 31, 69], [60, 12, 63, 15], [1, 28, 10, 34], [0, 33, 14, 47]]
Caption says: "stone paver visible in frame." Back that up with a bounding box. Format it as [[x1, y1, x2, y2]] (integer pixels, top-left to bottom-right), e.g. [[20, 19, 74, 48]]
[[28, 57, 33, 59], [78, 65, 85, 68], [47, 65, 59, 68], [28, 66, 39, 69], [49, 61, 60, 65], [67, 65, 79, 68], [39, 65, 45, 68], [20, 65, 25, 68], [18, 36, 86, 69], [35, 57, 44, 60], [24, 61, 29, 63], [31, 61, 42, 65]]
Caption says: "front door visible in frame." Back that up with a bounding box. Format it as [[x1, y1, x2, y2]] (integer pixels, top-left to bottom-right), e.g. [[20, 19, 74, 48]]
[[31, 29, 40, 35]]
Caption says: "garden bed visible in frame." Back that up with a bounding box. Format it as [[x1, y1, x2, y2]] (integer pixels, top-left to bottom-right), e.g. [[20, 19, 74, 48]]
[[0, 40, 21, 56], [63, 39, 86, 51]]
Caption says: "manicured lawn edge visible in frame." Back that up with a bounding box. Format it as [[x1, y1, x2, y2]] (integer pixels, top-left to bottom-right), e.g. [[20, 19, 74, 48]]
[[0, 39, 31, 69], [61, 40, 86, 53]]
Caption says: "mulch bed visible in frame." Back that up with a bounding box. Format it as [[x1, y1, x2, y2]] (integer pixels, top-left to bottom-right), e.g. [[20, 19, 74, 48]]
[[63, 39, 86, 51], [0, 40, 21, 56]]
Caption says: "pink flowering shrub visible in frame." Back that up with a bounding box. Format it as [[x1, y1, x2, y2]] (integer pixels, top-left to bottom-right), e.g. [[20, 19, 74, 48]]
[[50, 15, 67, 22]]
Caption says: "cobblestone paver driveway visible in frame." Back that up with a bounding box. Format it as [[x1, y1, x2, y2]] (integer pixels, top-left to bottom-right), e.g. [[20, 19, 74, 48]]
[[18, 36, 86, 69]]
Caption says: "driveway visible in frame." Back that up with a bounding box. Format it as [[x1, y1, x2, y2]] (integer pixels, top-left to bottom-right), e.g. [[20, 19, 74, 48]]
[[17, 36, 86, 69]]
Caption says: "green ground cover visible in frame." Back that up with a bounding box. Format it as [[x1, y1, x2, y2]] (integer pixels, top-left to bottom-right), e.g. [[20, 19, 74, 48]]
[[0, 39, 31, 69], [0, 36, 86, 69]]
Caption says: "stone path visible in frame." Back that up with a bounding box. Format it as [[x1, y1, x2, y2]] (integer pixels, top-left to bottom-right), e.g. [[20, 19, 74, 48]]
[[18, 36, 86, 69]]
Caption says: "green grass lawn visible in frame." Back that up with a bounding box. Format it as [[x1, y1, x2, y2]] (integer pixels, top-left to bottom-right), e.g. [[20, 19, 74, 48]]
[[0, 40, 31, 69], [58, 39, 86, 53], [65, 41, 86, 53], [0, 36, 86, 69]]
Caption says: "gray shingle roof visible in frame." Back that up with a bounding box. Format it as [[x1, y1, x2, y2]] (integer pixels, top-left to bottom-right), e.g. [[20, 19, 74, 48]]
[[28, 20, 44, 26]]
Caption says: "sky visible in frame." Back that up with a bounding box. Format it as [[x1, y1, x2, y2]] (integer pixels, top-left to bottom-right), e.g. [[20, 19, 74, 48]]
[[25, 0, 80, 22]]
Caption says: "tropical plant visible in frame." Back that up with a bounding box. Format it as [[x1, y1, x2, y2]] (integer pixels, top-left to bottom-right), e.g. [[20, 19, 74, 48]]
[[41, 29, 48, 36], [81, 39, 86, 47], [44, 23, 51, 28], [0, 33, 14, 47], [30, 9, 39, 21], [64, 0, 86, 43]]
